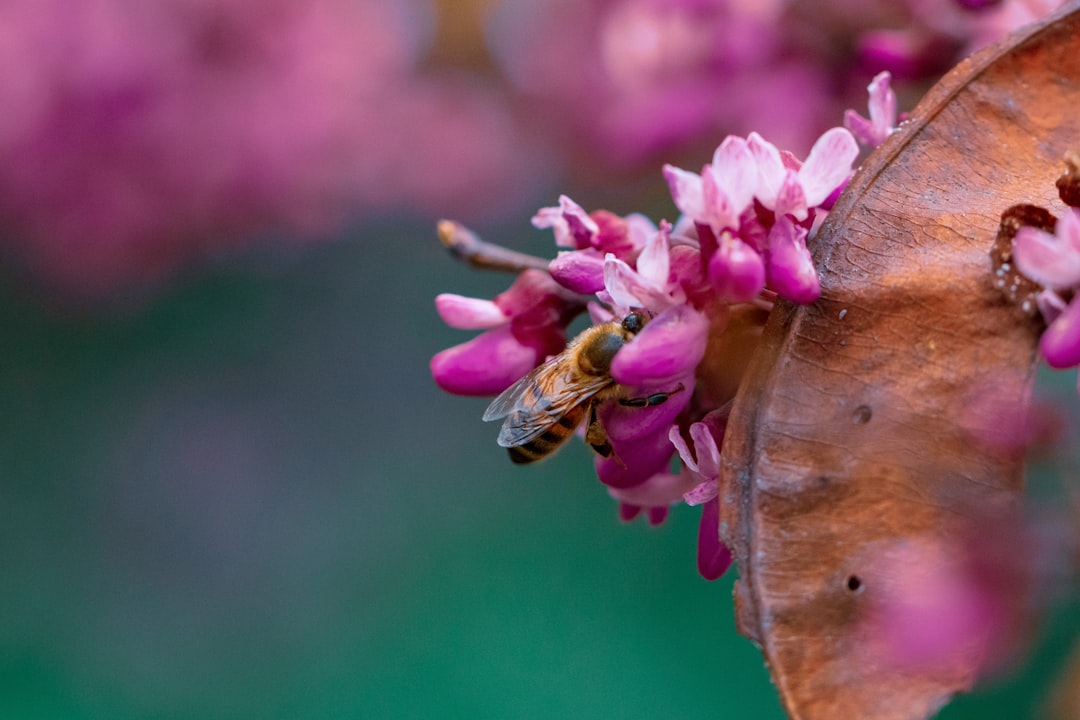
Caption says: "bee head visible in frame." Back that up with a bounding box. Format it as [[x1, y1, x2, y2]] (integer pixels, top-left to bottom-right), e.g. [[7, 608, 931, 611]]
[[620, 312, 646, 335]]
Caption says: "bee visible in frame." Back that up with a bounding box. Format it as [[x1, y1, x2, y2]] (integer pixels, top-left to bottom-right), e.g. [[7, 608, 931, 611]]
[[483, 312, 682, 464]]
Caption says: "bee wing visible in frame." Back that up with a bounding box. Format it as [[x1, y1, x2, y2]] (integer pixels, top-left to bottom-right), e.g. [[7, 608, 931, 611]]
[[482, 362, 550, 422], [484, 362, 612, 448]]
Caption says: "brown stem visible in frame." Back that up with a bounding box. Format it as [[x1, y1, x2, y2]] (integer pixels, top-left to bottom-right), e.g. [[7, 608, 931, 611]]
[[437, 220, 552, 274]]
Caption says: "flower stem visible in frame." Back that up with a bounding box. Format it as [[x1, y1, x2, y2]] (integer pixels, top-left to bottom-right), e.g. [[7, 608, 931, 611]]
[[437, 220, 552, 274]]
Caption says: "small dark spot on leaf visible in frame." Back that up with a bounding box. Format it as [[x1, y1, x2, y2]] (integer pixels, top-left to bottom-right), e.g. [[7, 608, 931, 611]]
[[846, 575, 864, 593], [852, 405, 872, 424]]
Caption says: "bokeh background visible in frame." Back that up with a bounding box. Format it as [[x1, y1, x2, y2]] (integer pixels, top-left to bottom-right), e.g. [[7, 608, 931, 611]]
[[0, 0, 1076, 718]]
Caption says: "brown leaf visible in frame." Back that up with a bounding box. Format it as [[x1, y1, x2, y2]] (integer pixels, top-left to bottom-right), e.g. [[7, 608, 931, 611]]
[[717, 4, 1080, 719]]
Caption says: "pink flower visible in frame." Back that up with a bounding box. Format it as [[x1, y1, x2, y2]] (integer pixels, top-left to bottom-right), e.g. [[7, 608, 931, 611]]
[[766, 216, 820, 304], [602, 223, 686, 313], [1013, 209, 1080, 368], [608, 470, 697, 527], [665, 128, 855, 306], [0, 0, 539, 298], [669, 412, 733, 581], [705, 229, 768, 303], [859, 511, 1054, 677], [611, 304, 709, 387], [594, 305, 705, 489], [431, 269, 584, 396], [489, 0, 818, 165], [536, 196, 656, 294], [750, 128, 859, 222], [664, 135, 758, 236], [844, 71, 899, 149]]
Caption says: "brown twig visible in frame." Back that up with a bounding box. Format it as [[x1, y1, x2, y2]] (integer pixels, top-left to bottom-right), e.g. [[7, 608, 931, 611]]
[[437, 220, 552, 274]]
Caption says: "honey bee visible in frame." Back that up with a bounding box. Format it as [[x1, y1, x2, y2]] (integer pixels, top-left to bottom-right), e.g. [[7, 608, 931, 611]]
[[483, 312, 682, 464]]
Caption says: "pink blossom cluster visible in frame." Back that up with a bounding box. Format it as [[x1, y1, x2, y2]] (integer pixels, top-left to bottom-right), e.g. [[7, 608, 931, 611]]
[[432, 125, 861, 579], [1013, 209, 1080, 385], [484, 0, 1059, 165], [0, 0, 531, 297], [858, 509, 1063, 679]]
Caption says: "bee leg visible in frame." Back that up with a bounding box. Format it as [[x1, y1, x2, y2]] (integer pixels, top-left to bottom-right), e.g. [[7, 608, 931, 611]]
[[585, 402, 612, 457], [619, 382, 686, 408], [585, 402, 627, 468]]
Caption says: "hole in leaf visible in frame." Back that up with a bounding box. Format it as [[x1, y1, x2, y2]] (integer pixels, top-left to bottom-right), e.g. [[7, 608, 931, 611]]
[[846, 575, 863, 593]]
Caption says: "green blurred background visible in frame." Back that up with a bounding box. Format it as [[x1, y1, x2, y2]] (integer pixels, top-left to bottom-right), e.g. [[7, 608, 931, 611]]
[[0, 213, 1076, 719]]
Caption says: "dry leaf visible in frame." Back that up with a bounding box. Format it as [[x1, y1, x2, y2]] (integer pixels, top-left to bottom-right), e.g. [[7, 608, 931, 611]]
[[717, 3, 1080, 718]]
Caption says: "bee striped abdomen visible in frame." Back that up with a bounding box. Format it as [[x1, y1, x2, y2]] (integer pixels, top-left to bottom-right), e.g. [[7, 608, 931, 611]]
[[507, 405, 586, 464]]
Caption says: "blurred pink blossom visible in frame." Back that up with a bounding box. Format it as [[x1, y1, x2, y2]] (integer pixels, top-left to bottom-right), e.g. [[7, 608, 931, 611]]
[[486, 0, 1061, 169], [858, 511, 1060, 678], [0, 0, 534, 297]]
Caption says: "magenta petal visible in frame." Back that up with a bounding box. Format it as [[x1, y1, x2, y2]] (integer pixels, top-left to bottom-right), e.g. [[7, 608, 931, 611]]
[[611, 305, 708, 386], [493, 268, 568, 317], [1014, 212, 1080, 290], [767, 218, 820, 304], [602, 386, 691, 445], [595, 429, 677, 489], [697, 497, 733, 581], [663, 164, 706, 220], [608, 469, 695, 508], [596, 391, 690, 489], [773, 170, 808, 220], [435, 294, 507, 329], [747, 132, 785, 207], [604, 254, 652, 309], [866, 72, 897, 140], [430, 326, 539, 396], [799, 127, 859, 207], [549, 250, 605, 293], [1037, 289, 1068, 326], [708, 234, 765, 302], [532, 195, 598, 248], [1040, 296, 1080, 368], [844, 108, 879, 148], [710, 135, 757, 214]]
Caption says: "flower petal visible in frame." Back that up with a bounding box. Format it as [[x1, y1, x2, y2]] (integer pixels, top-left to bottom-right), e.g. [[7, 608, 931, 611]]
[[608, 470, 697, 508], [697, 497, 733, 581], [747, 132, 786, 208], [532, 195, 598, 248], [1037, 289, 1068, 326], [603, 254, 651, 308], [773, 169, 808, 220], [844, 71, 897, 148], [798, 127, 859, 207], [430, 326, 540, 396], [595, 414, 683, 489], [663, 164, 706, 220], [708, 233, 766, 302], [1040, 295, 1080, 368], [636, 224, 672, 290], [843, 108, 879, 148], [493, 268, 569, 317], [867, 72, 897, 137], [669, 425, 699, 474], [710, 135, 757, 215], [435, 293, 507, 329], [766, 217, 820, 304], [688, 421, 722, 479], [611, 305, 708, 386], [684, 479, 719, 506], [548, 250, 606, 293], [1014, 211, 1080, 290]]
